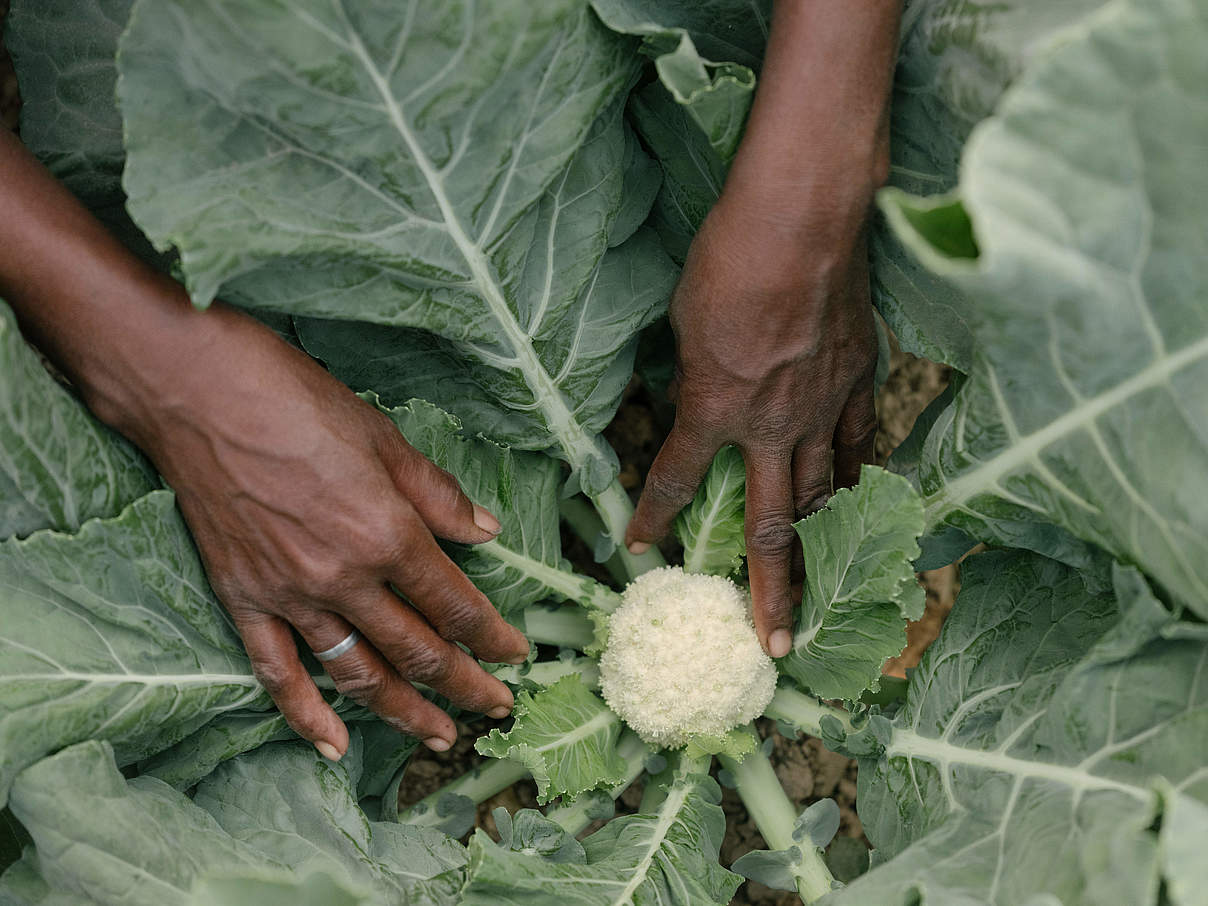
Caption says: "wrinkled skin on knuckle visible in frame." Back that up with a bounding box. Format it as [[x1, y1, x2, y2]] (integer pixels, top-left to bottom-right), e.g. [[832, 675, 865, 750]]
[[747, 515, 798, 559], [332, 661, 386, 704], [431, 597, 490, 643], [392, 644, 452, 687], [251, 654, 297, 700]]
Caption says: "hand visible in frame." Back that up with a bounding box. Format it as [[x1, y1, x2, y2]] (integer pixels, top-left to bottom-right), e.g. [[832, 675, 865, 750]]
[[101, 303, 531, 759], [0, 129, 528, 760], [626, 197, 878, 658]]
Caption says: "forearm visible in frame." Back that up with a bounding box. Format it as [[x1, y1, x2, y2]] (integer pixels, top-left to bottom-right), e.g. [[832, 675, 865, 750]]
[[722, 0, 902, 228], [0, 128, 238, 442]]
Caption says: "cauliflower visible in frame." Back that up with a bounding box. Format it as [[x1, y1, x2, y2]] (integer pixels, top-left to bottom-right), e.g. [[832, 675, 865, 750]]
[[597, 566, 777, 749]]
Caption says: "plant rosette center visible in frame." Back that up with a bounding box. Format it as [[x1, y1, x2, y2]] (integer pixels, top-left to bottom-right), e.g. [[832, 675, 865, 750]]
[[598, 567, 777, 749]]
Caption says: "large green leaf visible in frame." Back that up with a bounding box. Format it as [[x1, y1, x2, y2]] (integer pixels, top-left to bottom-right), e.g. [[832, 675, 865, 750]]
[[461, 770, 742, 905], [825, 551, 1208, 906], [377, 398, 620, 616], [118, 0, 674, 496], [0, 742, 279, 905], [589, 0, 770, 162], [0, 738, 466, 905], [779, 466, 925, 701], [873, 0, 1108, 370], [883, 0, 1208, 614], [476, 675, 628, 804], [6, 0, 128, 207], [674, 446, 746, 577], [0, 492, 270, 807], [0, 301, 157, 539], [289, 101, 674, 493], [191, 737, 466, 901]]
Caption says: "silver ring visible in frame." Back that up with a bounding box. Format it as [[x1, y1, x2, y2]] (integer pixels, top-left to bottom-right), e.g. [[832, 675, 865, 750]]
[[312, 629, 361, 662]]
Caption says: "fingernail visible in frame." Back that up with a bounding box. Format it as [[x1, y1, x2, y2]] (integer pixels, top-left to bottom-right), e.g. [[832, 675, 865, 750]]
[[473, 505, 501, 535], [507, 649, 530, 665], [487, 705, 512, 719], [627, 540, 651, 555], [424, 736, 452, 752], [314, 741, 342, 761], [768, 629, 792, 659]]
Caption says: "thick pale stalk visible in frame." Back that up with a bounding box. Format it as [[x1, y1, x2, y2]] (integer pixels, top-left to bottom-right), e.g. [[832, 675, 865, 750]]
[[522, 605, 597, 650], [764, 686, 855, 738], [591, 479, 666, 579], [720, 746, 835, 903], [398, 757, 528, 829], [559, 496, 631, 587]]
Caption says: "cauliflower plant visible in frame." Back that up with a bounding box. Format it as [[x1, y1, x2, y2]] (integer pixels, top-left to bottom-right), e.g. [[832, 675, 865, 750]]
[[597, 566, 777, 748]]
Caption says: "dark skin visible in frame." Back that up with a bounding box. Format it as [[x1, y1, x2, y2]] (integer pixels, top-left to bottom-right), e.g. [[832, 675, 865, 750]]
[[0, 0, 899, 757], [627, 0, 901, 658]]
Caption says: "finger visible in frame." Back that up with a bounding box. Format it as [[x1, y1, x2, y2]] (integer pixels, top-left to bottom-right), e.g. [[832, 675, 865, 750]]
[[742, 449, 797, 659], [350, 586, 517, 719], [382, 436, 500, 543], [833, 385, 877, 489], [297, 610, 459, 751], [388, 513, 529, 665], [626, 423, 718, 552], [791, 441, 833, 519], [238, 612, 348, 760]]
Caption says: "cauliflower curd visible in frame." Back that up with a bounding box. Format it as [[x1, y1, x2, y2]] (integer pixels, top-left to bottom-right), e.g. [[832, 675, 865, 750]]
[[597, 567, 777, 748]]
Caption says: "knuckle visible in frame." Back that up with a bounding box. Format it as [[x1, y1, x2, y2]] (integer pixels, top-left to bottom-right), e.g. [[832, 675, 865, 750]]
[[432, 598, 490, 642], [747, 515, 797, 558], [297, 558, 351, 599], [394, 644, 453, 686], [838, 415, 878, 450], [252, 656, 296, 699], [333, 663, 386, 703]]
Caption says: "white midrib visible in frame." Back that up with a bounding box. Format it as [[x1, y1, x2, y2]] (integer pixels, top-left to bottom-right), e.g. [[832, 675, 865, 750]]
[[890, 727, 1147, 799], [351, 34, 608, 482], [533, 707, 618, 754], [8, 671, 335, 690], [480, 539, 621, 611], [683, 470, 739, 575], [924, 332, 1208, 521], [609, 782, 693, 905]]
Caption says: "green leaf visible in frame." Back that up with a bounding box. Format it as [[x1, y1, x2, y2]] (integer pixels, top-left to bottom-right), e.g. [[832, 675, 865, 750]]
[[5, 0, 168, 259], [884, 0, 1208, 617], [0, 301, 158, 539], [627, 76, 727, 264], [461, 770, 742, 905], [0, 739, 467, 905], [828, 549, 1208, 905], [675, 446, 746, 577], [778, 465, 925, 701], [0, 491, 278, 808], [138, 711, 297, 791], [191, 737, 467, 901], [118, 0, 675, 496], [188, 871, 371, 906], [376, 397, 620, 616], [1, 741, 280, 905], [874, 0, 1109, 370], [475, 675, 627, 805]]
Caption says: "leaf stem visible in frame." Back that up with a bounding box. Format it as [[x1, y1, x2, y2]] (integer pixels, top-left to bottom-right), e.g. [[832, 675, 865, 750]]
[[764, 685, 855, 738], [720, 746, 836, 903], [522, 605, 597, 650], [397, 757, 528, 830], [591, 478, 666, 579], [559, 496, 631, 586]]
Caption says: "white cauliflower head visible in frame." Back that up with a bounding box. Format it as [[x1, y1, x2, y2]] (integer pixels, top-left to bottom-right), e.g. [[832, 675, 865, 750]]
[[597, 567, 777, 749]]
